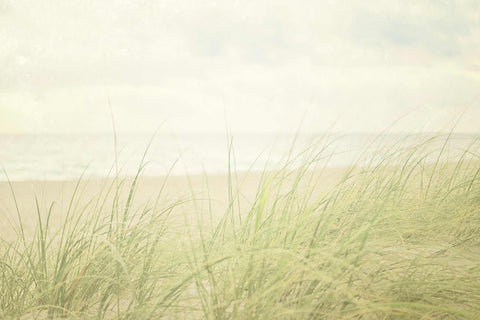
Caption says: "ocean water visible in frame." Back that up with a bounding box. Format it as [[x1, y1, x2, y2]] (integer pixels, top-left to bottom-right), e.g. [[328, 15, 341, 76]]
[[0, 133, 477, 181]]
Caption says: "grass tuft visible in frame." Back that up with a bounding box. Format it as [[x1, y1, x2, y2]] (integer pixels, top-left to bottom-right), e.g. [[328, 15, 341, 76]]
[[1, 134, 480, 319]]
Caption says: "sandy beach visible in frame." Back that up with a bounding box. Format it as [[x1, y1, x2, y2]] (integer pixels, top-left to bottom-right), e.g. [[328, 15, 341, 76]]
[[0, 174, 235, 242], [0, 168, 345, 242]]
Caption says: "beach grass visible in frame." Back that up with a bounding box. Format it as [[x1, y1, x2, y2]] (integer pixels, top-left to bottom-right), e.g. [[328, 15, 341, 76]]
[[1, 134, 479, 319]]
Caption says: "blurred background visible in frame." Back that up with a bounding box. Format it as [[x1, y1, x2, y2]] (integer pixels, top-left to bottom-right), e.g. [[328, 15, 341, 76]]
[[1, 0, 479, 179]]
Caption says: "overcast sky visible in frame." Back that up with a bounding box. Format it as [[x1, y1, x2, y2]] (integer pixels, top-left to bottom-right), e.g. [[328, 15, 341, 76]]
[[1, 0, 479, 134]]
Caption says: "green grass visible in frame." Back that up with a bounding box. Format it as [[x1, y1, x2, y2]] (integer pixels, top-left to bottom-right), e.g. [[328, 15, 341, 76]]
[[1, 134, 479, 319]]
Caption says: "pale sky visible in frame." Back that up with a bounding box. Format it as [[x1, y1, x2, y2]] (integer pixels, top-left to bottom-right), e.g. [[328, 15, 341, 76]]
[[1, 0, 479, 134]]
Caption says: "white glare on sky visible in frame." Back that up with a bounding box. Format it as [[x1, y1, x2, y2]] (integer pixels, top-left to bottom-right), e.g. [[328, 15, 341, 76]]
[[0, 0, 479, 134]]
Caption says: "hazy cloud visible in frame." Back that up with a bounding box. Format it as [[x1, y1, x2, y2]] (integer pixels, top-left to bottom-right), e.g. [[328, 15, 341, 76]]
[[350, 10, 471, 57], [1, 0, 479, 133]]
